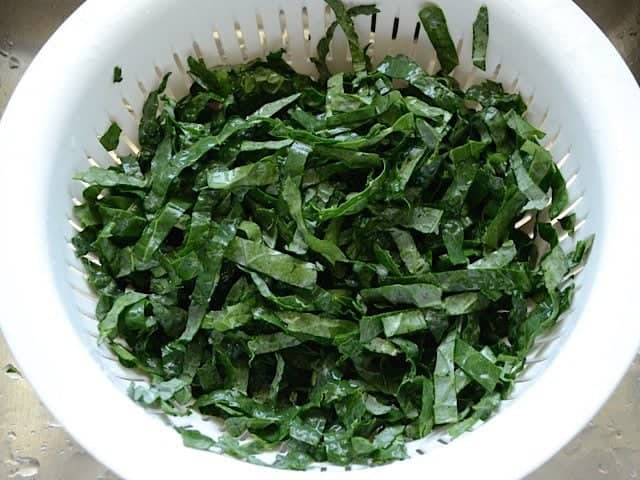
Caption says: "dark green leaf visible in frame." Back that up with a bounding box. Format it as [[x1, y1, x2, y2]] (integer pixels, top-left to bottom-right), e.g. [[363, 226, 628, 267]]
[[99, 122, 122, 151], [512, 153, 550, 211], [360, 284, 442, 309], [248, 332, 303, 355], [113, 66, 123, 83], [207, 157, 279, 190], [100, 291, 147, 340], [390, 229, 428, 274], [276, 311, 357, 340], [132, 200, 191, 265], [469, 241, 517, 269], [203, 302, 253, 332], [182, 221, 237, 341], [248, 93, 301, 119], [444, 292, 489, 315], [472, 6, 489, 70], [505, 110, 544, 141], [377, 55, 462, 110], [324, 0, 374, 76], [454, 339, 501, 391], [434, 329, 458, 424], [177, 428, 216, 451], [289, 416, 325, 446], [282, 143, 348, 265], [312, 5, 378, 80], [74, 167, 146, 188], [442, 219, 466, 265], [224, 238, 318, 289], [363, 309, 446, 338], [419, 4, 459, 74], [541, 245, 569, 292]]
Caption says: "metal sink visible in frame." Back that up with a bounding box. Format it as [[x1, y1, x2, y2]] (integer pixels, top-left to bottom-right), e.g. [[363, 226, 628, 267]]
[[0, 1, 639, 478]]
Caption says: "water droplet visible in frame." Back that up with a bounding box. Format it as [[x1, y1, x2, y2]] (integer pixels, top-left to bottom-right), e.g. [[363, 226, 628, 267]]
[[6, 456, 40, 478], [615, 430, 623, 439], [0, 49, 8, 58], [7, 431, 16, 441], [3, 364, 22, 380], [8, 56, 20, 69], [598, 464, 609, 475], [47, 421, 62, 429]]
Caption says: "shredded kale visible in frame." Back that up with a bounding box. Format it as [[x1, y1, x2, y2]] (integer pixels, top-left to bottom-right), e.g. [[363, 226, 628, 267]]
[[113, 65, 123, 83], [98, 122, 122, 151], [73, 0, 593, 470], [472, 6, 489, 70], [419, 3, 459, 74]]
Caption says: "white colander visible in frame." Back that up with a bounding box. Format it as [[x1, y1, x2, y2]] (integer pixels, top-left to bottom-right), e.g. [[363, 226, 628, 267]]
[[1, 0, 639, 478]]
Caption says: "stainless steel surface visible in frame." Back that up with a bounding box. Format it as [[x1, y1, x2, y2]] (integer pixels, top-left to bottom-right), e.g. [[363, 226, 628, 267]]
[[0, 0, 638, 478]]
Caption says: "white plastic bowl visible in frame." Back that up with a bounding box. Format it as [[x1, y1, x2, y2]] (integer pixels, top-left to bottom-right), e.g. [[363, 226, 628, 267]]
[[1, 0, 640, 478]]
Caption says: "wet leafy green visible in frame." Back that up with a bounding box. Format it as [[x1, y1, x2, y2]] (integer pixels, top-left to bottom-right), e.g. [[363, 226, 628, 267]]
[[73, 0, 592, 470], [113, 66, 123, 83], [74, 167, 146, 188], [472, 6, 489, 70], [419, 4, 459, 74], [99, 122, 122, 151]]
